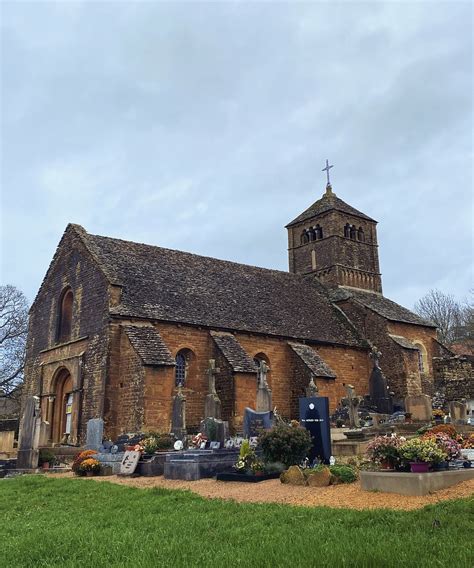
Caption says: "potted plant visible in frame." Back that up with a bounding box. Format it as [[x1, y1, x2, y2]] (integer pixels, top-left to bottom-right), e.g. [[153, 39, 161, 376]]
[[72, 450, 98, 476], [233, 439, 256, 474], [251, 460, 265, 477], [38, 449, 56, 470], [399, 438, 447, 473], [422, 432, 461, 469], [365, 434, 405, 470], [79, 458, 101, 477]]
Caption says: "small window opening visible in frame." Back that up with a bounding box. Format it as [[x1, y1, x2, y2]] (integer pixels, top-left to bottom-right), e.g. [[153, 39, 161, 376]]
[[57, 288, 73, 343]]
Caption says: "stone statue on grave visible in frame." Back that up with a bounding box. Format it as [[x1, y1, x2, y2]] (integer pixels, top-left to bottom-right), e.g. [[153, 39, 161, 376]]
[[306, 375, 319, 397], [204, 359, 222, 419], [256, 360, 272, 412], [171, 386, 186, 440], [341, 384, 363, 429]]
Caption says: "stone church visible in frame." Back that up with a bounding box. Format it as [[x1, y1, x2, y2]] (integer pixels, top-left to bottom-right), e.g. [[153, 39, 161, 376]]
[[22, 179, 443, 445]]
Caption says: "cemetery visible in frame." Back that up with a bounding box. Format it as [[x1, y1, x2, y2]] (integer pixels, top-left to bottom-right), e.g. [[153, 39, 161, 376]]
[[3, 368, 473, 497], [1, 355, 473, 568]]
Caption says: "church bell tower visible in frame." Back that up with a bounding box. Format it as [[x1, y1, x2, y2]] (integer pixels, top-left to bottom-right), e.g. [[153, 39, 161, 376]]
[[286, 161, 382, 293]]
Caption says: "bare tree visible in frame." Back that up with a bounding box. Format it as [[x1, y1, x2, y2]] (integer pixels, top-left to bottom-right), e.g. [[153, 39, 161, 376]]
[[413, 289, 466, 346], [0, 285, 29, 395]]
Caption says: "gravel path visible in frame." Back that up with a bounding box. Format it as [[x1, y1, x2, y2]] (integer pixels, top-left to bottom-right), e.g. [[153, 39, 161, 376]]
[[52, 473, 474, 511]]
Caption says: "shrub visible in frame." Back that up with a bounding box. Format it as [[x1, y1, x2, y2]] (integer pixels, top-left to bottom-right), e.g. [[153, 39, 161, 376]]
[[258, 423, 312, 468], [329, 464, 358, 483], [263, 462, 286, 474], [38, 449, 56, 466], [72, 450, 98, 476]]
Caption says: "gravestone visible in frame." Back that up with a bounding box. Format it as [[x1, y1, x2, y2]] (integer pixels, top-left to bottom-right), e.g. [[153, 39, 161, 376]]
[[38, 421, 51, 447], [0, 431, 15, 453], [449, 401, 467, 424], [171, 387, 186, 439], [243, 408, 272, 438], [299, 396, 331, 464], [85, 418, 104, 450], [119, 450, 141, 475], [369, 347, 393, 414], [204, 359, 222, 419], [200, 417, 227, 445], [256, 361, 272, 412], [16, 396, 40, 469], [405, 394, 432, 422], [341, 384, 363, 429]]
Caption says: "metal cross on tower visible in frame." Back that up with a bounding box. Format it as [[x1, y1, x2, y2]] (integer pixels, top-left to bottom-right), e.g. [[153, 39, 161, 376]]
[[322, 159, 334, 185]]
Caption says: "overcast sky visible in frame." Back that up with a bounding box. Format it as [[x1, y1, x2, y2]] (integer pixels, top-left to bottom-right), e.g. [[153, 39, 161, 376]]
[[1, 1, 472, 311]]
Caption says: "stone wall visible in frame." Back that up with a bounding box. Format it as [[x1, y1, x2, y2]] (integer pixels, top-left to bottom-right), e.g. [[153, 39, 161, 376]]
[[287, 208, 382, 292], [336, 298, 438, 403], [433, 356, 474, 402], [106, 321, 372, 435], [22, 226, 111, 444]]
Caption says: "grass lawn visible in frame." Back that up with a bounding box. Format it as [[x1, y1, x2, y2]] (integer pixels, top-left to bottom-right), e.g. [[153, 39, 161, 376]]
[[0, 476, 472, 567]]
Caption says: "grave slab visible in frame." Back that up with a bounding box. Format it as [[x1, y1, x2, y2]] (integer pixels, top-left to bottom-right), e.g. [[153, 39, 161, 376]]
[[360, 469, 474, 496]]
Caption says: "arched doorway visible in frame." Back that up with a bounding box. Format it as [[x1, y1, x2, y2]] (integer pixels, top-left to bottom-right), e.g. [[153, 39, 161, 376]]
[[52, 368, 74, 444]]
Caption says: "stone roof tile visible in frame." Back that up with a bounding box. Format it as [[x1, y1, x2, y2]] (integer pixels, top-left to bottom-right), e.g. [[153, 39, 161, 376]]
[[286, 191, 376, 227], [123, 326, 175, 366], [288, 342, 336, 378], [75, 227, 363, 347], [331, 287, 435, 328], [210, 332, 258, 373], [389, 334, 419, 351]]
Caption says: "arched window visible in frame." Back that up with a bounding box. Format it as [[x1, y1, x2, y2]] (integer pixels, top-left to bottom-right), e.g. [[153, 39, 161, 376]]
[[175, 352, 187, 387], [309, 228, 316, 241], [57, 288, 73, 343], [414, 342, 428, 373], [300, 230, 310, 245], [254, 353, 270, 373], [315, 224, 323, 239], [357, 227, 365, 241], [344, 223, 351, 238], [350, 225, 356, 240]]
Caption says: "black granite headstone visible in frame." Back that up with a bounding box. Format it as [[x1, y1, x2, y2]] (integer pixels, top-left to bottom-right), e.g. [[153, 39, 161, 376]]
[[299, 397, 331, 464], [243, 408, 272, 438]]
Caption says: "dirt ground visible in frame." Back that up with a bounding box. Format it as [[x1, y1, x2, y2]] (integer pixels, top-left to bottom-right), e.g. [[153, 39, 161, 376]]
[[50, 472, 474, 511]]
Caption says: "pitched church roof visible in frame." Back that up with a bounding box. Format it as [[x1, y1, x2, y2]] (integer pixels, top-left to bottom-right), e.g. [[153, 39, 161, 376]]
[[331, 287, 436, 328], [286, 186, 376, 227], [70, 225, 364, 347]]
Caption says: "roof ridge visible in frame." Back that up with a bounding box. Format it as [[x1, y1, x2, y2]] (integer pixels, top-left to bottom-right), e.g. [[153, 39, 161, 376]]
[[286, 192, 376, 227], [86, 230, 324, 282]]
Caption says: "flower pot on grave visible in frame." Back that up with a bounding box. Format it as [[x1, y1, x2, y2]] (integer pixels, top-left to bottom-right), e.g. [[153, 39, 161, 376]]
[[409, 462, 430, 473], [41, 462, 50, 470]]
